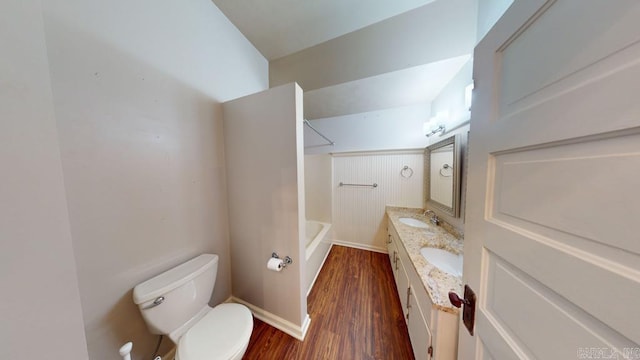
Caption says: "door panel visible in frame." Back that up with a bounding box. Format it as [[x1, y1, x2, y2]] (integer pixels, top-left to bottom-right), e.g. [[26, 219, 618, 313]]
[[483, 223, 639, 344], [483, 250, 632, 359], [492, 134, 640, 254], [499, 0, 640, 113], [480, 345, 496, 360], [475, 317, 521, 360], [463, 0, 640, 358]]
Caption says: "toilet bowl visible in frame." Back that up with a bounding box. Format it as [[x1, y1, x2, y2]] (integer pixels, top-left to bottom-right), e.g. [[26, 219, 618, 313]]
[[176, 303, 252, 360], [133, 254, 253, 360]]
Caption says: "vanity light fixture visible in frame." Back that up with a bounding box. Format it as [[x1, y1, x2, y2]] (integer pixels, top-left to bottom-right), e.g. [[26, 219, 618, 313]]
[[425, 124, 445, 137], [464, 82, 474, 110], [424, 111, 449, 137]]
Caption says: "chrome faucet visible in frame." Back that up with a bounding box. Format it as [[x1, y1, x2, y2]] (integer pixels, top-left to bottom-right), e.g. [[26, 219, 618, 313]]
[[424, 209, 440, 226]]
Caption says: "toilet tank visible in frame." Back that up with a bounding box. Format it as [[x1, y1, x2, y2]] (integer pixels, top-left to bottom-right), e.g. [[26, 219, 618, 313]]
[[133, 254, 218, 336]]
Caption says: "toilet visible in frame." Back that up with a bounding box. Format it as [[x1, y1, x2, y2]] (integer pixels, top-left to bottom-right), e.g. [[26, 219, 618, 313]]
[[133, 254, 253, 360]]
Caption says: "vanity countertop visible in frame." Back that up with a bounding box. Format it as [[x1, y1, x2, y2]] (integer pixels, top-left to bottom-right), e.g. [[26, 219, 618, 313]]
[[386, 206, 463, 314]]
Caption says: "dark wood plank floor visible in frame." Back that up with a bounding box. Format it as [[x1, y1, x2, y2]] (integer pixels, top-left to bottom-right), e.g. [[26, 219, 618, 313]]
[[243, 245, 415, 360]]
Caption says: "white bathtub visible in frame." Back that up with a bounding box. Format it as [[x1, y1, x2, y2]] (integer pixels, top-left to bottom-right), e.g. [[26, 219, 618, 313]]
[[305, 220, 332, 295]]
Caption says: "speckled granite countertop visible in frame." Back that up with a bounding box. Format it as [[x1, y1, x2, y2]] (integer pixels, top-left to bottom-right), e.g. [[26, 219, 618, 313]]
[[386, 206, 463, 314]]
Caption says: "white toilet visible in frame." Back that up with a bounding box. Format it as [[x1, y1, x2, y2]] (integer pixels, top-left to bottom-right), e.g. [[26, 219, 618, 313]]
[[133, 254, 253, 360]]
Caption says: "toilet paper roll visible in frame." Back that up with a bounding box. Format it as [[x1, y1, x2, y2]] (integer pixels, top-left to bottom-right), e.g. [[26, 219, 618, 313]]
[[267, 257, 284, 272]]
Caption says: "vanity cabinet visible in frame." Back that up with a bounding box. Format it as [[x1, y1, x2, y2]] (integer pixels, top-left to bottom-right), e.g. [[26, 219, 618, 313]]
[[407, 284, 433, 360], [387, 220, 458, 360], [386, 231, 396, 271], [387, 230, 410, 313]]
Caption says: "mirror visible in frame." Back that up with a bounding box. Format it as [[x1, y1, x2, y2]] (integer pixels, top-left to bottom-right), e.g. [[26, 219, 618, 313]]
[[424, 134, 462, 217]]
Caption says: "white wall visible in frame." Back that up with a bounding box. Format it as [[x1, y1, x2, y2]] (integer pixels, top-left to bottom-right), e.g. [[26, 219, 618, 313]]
[[477, 0, 514, 43], [428, 60, 473, 140], [304, 154, 332, 223], [304, 104, 431, 155], [332, 151, 424, 252], [427, 60, 473, 233], [40, 1, 268, 358], [223, 83, 309, 338], [0, 0, 88, 358], [420, 0, 512, 242], [424, 0, 514, 235]]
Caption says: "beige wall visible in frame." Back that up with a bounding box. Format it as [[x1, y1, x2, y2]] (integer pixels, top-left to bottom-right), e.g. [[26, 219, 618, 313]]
[[39, 0, 268, 358], [0, 0, 88, 358], [303, 104, 432, 155], [269, 0, 477, 91], [223, 83, 308, 335], [304, 154, 332, 223]]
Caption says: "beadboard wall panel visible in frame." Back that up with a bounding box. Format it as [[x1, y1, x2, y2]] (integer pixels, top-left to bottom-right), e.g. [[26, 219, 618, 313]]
[[332, 151, 423, 251]]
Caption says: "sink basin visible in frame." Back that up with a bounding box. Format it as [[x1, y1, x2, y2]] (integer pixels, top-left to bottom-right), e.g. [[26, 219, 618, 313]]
[[420, 247, 463, 277], [399, 217, 429, 228]]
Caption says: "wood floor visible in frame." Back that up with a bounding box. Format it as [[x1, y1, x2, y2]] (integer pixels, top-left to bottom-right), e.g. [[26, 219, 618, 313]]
[[242, 245, 415, 360]]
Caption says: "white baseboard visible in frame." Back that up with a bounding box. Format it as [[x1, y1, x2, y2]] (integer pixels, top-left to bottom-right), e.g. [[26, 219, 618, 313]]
[[300, 313, 311, 339], [229, 296, 311, 341], [307, 243, 333, 296], [332, 239, 387, 254]]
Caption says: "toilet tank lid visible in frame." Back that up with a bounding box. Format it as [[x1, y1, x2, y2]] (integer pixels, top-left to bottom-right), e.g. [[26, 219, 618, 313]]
[[133, 254, 218, 305]]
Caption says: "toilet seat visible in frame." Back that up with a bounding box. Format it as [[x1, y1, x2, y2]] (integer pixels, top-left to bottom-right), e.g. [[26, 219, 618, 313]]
[[176, 303, 253, 360]]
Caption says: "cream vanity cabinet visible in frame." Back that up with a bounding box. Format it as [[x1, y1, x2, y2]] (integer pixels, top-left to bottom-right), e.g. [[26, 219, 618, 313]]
[[387, 229, 410, 312], [387, 220, 458, 360]]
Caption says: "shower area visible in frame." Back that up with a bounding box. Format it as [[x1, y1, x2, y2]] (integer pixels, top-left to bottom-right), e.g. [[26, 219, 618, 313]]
[[303, 153, 333, 295]]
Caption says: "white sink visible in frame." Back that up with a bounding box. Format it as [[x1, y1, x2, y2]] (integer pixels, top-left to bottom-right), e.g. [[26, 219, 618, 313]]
[[399, 217, 429, 228], [420, 247, 463, 277]]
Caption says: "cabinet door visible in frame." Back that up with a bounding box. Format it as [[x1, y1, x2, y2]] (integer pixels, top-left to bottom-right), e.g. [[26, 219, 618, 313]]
[[386, 228, 396, 267], [407, 285, 432, 360], [396, 256, 410, 323]]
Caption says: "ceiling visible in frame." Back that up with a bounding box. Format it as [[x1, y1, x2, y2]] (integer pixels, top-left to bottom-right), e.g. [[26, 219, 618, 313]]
[[211, 0, 477, 120], [211, 0, 436, 60], [305, 55, 470, 119]]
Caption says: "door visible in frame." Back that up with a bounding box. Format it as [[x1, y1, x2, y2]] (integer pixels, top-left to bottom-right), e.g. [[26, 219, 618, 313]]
[[407, 285, 433, 360], [462, 1, 640, 359]]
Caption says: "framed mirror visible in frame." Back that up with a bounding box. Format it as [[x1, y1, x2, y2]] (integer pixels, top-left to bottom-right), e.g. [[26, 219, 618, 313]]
[[424, 134, 462, 217]]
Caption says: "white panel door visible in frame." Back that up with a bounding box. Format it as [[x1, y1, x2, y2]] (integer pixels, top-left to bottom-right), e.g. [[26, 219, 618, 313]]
[[462, 1, 640, 359]]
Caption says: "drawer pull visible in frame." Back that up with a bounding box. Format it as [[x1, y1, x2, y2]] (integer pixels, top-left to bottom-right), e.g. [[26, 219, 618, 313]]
[[394, 251, 399, 271]]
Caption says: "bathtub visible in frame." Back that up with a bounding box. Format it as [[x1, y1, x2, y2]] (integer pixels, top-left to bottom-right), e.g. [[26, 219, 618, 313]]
[[305, 220, 332, 295]]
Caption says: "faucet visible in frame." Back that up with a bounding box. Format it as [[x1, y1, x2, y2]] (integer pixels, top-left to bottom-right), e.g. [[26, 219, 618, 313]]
[[424, 209, 440, 226]]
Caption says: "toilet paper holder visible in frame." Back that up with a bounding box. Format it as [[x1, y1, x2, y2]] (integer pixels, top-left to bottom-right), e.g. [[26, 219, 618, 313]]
[[271, 252, 293, 268]]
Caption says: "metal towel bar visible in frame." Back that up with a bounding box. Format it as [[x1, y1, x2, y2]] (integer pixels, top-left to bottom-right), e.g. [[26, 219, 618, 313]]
[[304, 119, 334, 146], [339, 182, 378, 188]]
